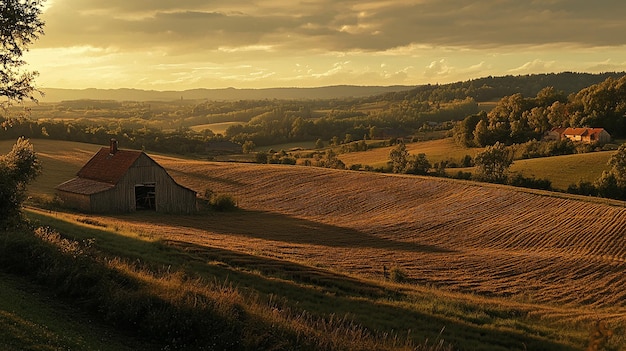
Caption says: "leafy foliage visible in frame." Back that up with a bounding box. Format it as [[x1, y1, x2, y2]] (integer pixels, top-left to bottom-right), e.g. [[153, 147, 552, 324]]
[[389, 143, 409, 173], [0, 137, 41, 224], [454, 75, 626, 147], [1, 0, 45, 106], [473, 142, 512, 183], [388, 143, 431, 175]]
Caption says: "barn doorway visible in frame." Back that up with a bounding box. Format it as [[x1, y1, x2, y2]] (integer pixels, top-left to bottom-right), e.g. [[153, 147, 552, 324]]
[[135, 183, 156, 211]]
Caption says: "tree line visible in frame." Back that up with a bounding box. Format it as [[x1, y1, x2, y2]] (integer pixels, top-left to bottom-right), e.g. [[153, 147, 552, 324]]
[[453, 75, 626, 148]]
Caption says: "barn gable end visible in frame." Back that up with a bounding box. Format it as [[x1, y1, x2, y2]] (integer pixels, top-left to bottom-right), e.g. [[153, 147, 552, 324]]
[[56, 141, 197, 213]]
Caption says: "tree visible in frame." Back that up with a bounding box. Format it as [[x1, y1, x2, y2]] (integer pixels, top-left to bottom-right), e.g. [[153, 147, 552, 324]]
[[453, 111, 485, 147], [388, 142, 409, 173], [472, 119, 489, 147], [592, 143, 626, 199], [242, 140, 255, 153], [1, 0, 45, 106], [322, 149, 345, 169], [405, 153, 431, 175], [0, 137, 41, 224], [255, 151, 268, 164], [474, 141, 512, 183], [606, 143, 626, 186]]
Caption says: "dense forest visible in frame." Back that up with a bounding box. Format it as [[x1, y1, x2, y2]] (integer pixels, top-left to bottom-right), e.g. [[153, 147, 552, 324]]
[[2, 72, 625, 155]]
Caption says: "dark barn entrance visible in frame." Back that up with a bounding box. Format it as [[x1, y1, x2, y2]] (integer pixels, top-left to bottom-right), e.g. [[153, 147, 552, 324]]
[[135, 183, 156, 210]]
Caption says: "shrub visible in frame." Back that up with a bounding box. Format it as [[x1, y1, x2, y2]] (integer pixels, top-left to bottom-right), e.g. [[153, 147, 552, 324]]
[[507, 173, 552, 191], [452, 171, 472, 180], [390, 266, 409, 283], [0, 137, 41, 225], [211, 194, 238, 211], [567, 180, 598, 196], [255, 151, 268, 164]]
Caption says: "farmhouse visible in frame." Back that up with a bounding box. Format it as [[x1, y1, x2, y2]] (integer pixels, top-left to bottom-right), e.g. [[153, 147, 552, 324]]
[[562, 127, 611, 144], [56, 140, 197, 213], [543, 127, 611, 144]]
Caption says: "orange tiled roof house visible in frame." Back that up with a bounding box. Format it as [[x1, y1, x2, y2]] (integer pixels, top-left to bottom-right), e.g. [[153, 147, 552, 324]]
[[543, 127, 611, 144], [56, 139, 197, 213]]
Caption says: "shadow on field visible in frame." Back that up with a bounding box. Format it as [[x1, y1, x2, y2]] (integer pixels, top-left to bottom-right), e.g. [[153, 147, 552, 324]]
[[26, 210, 580, 351], [168, 169, 246, 188], [116, 209, 454, 254], [161, 240, 579, 351], [165, 239, 395, 298]]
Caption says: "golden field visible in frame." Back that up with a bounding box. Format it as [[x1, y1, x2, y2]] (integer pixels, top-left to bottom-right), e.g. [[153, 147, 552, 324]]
[[18, 139, 626, 312], [5, 139, 626, 349]]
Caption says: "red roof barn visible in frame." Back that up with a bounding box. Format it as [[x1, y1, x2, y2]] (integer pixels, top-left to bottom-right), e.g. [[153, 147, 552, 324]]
[[56, 140, 197, 213]]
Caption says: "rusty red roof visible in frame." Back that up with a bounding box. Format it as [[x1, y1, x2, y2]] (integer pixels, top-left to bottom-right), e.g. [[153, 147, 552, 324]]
[[562, 127, 608, 137], [56, 177, 115, 195], [77, 147, 142, 184]]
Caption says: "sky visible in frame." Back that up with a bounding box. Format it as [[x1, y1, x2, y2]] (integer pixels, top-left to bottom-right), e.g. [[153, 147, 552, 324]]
[[23, 0, 626, 90]]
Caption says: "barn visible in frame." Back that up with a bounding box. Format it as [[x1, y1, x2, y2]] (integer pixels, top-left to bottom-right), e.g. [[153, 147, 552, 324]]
[[56, 140, 197, 213]]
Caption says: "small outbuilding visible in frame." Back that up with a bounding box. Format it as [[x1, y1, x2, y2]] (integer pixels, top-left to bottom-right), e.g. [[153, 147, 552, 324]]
[[56, 140, 197, 213]]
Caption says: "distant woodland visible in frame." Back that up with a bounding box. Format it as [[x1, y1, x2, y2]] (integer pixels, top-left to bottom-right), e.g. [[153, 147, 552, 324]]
[[2, 72, 626, 156]]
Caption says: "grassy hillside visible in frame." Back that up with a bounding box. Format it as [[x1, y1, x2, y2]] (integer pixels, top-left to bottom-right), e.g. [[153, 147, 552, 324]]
[[336, 138, 615, 190], [0, 273, 151, 351], [189, 121, 242, 135], [338, 138, 482, 168], [510, 151, 614, 190], [3, 139, 626, 349]]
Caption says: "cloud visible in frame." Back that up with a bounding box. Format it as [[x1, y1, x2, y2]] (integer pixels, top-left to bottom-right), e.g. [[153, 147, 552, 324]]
[[424, 59, 453, 77], [39, 0, 626, 55], [28, 0, 626, 89], [585, 59, 626, 73], [509, 59, 556, 73]]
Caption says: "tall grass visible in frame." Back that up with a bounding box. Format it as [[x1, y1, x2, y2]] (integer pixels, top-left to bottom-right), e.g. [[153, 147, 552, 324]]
[[0, 223, 434, 350]]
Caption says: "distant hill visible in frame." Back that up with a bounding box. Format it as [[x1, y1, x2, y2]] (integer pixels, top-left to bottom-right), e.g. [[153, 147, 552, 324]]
[[39, 85, 414, 102], [39, 72, 626, 103], [371, 72, 626, 103]]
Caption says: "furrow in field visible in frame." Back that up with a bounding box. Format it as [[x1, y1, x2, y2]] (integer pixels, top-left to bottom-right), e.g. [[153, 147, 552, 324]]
[[152, 161, 626, 308]]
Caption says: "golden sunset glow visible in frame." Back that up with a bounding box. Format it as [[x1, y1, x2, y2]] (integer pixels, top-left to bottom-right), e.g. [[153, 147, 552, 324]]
[[26, 0, 626, 90]]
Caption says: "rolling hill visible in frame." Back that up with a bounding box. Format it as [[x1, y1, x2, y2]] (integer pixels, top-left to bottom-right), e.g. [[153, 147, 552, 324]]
[[39, 85, 414, 102], [5, 139, 626, 349], [21, 139, 626, 311], [160, 160, 626, 310]]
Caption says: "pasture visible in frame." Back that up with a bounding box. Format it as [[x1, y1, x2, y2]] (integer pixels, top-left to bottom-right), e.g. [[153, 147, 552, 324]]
[[3, 139, 626, 349], [510, 151, 614, 190], [189, 121, 242, 135], [338, 138, 482, 168]]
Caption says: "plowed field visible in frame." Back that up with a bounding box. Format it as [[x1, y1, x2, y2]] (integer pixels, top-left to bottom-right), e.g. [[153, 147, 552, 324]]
[[19, 139, 626, 318], [145, 159, 626, 312]]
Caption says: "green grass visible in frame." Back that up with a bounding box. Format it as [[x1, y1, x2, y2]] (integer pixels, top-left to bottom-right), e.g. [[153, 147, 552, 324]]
[[19, 209, 591, 351], [338, 138, 482, 169], [0, 272, 149, 351], [0, 138, 618, 350], [189, 121, 242, 135], [510, 151, 614, 190]]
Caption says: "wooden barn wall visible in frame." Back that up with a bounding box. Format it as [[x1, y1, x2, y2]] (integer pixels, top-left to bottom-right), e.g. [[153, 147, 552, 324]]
[[87, 154, 197, 213]]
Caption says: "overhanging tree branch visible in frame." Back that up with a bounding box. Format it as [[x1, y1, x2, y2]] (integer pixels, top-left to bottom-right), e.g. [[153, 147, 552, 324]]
[[0, 0, 45, 107]]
